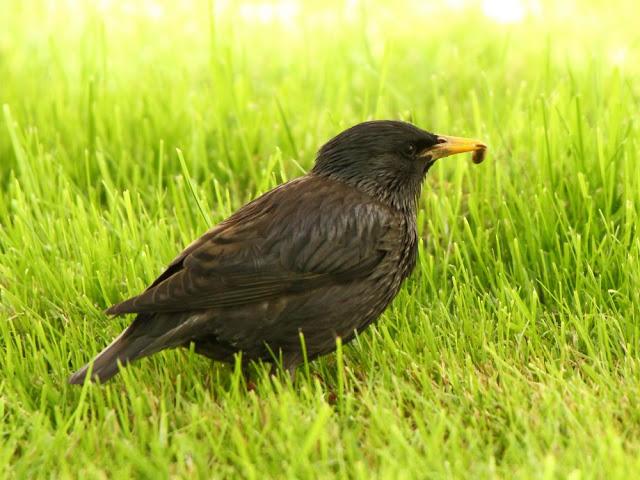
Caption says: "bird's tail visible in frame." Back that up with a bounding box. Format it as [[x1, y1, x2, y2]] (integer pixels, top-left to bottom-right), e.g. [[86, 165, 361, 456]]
[[68, 313, 197, 385], [68, 316, 150, 384]]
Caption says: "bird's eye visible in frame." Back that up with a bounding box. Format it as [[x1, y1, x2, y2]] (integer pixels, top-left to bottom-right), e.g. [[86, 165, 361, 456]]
[[404, 143, 417, 157]]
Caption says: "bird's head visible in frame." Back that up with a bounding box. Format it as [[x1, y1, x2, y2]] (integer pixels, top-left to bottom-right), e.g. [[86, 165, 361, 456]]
[[312, 120, 486, 212]]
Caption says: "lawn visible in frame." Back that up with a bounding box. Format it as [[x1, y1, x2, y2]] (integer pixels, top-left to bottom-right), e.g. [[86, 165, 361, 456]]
[[1, 0, 639, 477]]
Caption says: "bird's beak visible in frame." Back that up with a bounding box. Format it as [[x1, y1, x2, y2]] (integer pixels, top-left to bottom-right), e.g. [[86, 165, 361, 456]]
[[421, 135, 487, 163]]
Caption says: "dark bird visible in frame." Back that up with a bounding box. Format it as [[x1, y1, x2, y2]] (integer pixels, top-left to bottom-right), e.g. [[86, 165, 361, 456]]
[[69, 120, 486, 384]]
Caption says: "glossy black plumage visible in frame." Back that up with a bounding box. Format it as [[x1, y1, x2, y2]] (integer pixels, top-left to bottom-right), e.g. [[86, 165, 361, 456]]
[[69, 120, 485, 384]]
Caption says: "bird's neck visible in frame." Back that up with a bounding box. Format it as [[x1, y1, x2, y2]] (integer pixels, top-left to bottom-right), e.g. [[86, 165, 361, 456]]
[[311, 170, 423, 215], [374, 175, 423, 214]]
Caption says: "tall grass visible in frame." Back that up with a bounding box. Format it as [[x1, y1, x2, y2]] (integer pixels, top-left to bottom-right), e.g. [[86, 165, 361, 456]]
[[1, 0, 639, 477]]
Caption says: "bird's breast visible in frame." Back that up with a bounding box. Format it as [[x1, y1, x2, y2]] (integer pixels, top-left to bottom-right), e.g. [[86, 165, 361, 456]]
[[372, 215, 418, 299], [395, 215, 419, 281]]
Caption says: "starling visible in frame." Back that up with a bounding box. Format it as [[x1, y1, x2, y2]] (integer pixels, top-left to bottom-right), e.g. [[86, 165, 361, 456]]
[[69, 120, 486, 384]]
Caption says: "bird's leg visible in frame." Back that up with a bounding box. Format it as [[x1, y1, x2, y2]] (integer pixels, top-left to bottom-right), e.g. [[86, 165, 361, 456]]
[[264, 362, 295, 382], [240, 360, 258, 392], [234, 362, 281, 393]]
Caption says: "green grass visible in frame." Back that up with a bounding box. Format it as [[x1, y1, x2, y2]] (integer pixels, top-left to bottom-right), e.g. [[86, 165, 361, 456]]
[[1, 0, 640, 477]]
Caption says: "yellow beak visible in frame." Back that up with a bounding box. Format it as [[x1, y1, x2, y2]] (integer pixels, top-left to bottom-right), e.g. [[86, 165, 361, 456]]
[[421, 134, 487, 163]]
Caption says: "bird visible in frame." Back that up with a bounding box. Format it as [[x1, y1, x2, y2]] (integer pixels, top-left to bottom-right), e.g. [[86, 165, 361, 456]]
[[69, 120, 486, 385]]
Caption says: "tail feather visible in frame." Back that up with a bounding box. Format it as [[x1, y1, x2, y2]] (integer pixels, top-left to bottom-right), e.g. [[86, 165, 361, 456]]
[[69, 323, 149, 384], [69, 312, 201, 385]]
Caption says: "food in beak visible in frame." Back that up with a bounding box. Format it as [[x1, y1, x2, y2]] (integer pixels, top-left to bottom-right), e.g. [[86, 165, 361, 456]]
[[472, 146, 487, 164]]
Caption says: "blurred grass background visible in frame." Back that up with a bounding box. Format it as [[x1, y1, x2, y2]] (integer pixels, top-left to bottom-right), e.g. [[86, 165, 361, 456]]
[[1, 0, 640, 477]]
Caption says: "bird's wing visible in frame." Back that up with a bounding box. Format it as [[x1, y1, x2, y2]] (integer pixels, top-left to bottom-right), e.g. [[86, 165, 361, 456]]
[[106, 175, 397, 315]]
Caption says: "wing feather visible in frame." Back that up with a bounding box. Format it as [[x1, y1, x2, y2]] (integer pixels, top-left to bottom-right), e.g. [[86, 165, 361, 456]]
[[106, 175, 395, 316]]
